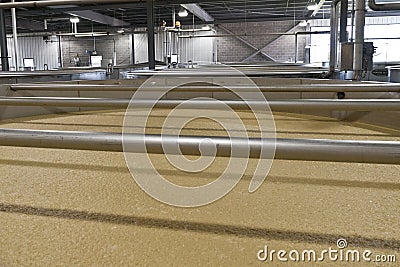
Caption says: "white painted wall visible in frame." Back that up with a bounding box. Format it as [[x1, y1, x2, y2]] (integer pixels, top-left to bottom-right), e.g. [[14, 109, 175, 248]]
[[309, 16, 400, 64], [7, 35, 59, 70], [133, 28, 215, 64]]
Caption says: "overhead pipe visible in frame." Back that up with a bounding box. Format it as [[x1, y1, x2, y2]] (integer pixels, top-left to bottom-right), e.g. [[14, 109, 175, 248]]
[[9, 83, 400, 92], [0, 0, 143, 9], [368, 0, 400, 11], [1, 97, 400, 111], [352, 0, 365, 80], [178, 31, 329, 39], [0, 129, 399, 165]]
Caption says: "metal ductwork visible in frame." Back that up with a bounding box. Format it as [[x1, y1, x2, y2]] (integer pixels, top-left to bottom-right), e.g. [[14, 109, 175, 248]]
[[368, 0, 400, 11]]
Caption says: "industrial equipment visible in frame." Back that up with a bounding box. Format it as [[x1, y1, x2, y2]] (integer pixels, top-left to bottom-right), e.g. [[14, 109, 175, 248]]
[[341, 42, 375, 72]]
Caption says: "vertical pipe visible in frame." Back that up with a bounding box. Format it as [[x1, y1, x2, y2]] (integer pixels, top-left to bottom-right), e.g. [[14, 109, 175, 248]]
[[350, 0, 355, 42], [0, 2, 9, 71], [113, 38, 117, 66], [171, 8, 175, 59], [164, 30, 168, 64], [130, 33, 135, 64], [58, 35, 63, 68], [352, 0, 365, 80], [11, 0, 19, 71], [329, 0, 340, 75], [147, 0, 155, 70], [172, 8, 176, 29], [305, 23, 311, 64], [294, 33, 298, 63], [339, 0, 348, 42], [214, 31, 217, 63]]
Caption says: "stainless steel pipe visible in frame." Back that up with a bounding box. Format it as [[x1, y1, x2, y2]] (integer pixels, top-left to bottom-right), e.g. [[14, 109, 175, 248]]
[[9, 84, 400, 92], [0, 0, 142, 8], [368, 0, 400, 11], [353, 0, 366, 80], [1, 97, 400, 111], [328, 0, 341, 77], [121, 70, 325, 77], [0, 129, 399, 164]]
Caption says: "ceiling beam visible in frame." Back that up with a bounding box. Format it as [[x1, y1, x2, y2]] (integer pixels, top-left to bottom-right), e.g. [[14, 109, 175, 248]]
[[180, 3, 214, 22], [5, 17, 44, 31], [0, 0, 221, 9], [311, 0, 326, 17], [67, 10, 129, 26], [49, 6, 129, 27]]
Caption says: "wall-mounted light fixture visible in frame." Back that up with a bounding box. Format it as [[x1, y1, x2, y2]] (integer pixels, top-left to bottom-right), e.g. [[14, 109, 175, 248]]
[[70, 17, 80, 34], [178, 7, 188, 17], [307, 0, 318, 10], [69, 17, 80, 23]]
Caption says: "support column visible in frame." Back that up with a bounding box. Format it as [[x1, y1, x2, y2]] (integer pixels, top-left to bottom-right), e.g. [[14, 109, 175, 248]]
[[147, 0, 155, 70], [0, 2, 9, 71], [11, 0, 18, 71], [130, 33, 135, 65], [329, 0, 340, 75], [58, 35, 63, 68], [339, 0, 349, 42], [352, 0, 365, 80]]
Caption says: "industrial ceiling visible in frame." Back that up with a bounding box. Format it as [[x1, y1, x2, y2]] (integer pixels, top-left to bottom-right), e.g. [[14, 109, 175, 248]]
[[2, 0, 400, 33]]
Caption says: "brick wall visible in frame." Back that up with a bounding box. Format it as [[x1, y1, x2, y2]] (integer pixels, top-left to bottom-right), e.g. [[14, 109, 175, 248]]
[[61, 35, 132, 67], [216, 21, 307, 63], [59, 22, 307, 67]]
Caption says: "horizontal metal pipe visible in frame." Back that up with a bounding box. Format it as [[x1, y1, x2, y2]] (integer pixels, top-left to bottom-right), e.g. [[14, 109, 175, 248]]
[[178, 31, 331, 39], [0, 0, 143, 9], [122, 70, 325, 77], [368, 0, 400, 11], [0, 69, 104, 77], [1, 97, 400, 111], [9, 84, 400, 92], [0, 129, 399, 164]]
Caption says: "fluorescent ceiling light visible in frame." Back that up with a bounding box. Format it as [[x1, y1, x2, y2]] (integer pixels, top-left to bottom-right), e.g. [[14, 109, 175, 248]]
[[307, 0, 318, 10], [178, 8, 188, 17], [69, 17, 80, 23]]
